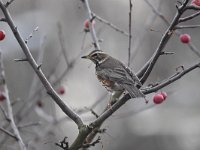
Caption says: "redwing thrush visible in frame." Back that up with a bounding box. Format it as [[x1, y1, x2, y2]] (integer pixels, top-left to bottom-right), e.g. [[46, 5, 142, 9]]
[[81, 50, 145, 98]]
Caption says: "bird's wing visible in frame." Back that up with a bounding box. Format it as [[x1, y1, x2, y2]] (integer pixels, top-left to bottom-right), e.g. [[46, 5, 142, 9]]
[[97, 68, 144, 98], [97, 67, 133, 85], [122, 65, 142, 86]]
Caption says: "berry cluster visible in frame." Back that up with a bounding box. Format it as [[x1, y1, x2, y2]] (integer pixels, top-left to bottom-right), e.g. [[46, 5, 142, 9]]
[[153, 92, 167, 104]]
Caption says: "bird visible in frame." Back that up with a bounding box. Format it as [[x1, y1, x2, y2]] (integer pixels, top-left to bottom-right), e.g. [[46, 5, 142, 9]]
[[81, 50, 145, 99]]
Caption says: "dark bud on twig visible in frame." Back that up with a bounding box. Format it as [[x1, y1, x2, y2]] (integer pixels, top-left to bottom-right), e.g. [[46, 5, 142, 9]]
[[176, 65, 185, 72], [160, 51, 175, 55], [55, 137, 69, 150], [82, 136, 101, 148], [37, 64, 42, 70]]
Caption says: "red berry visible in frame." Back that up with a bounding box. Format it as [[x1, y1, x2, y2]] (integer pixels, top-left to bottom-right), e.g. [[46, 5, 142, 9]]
[[191, 0, 200, 6], [0, 92, 6, 102], [160, 92, 167, 100], [58, 86, 65, 95], [180, 34, 191, 43], [153, 93, 164, 104], [0, 30, 5, 41], [83, 19, 95, 29], [37, 100, 43, 108]]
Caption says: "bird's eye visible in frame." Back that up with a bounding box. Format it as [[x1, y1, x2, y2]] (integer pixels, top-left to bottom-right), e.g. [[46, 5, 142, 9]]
[[92, 53, 98, 57]]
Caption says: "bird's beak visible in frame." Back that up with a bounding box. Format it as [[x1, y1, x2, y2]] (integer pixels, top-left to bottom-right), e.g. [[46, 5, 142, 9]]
[[81, 55, 90, 59]]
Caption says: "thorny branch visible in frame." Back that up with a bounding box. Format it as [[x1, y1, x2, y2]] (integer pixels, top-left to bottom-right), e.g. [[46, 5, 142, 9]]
[[175, 25, 200, 29]]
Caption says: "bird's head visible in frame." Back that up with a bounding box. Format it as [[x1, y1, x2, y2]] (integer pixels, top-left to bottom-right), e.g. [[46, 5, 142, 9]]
[[81, 50, 109, 65]]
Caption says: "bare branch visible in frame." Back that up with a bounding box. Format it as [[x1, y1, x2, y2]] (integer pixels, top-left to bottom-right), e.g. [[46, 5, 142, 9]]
[[143, 0, 169, 25], [179, 11, 200, 23], [18, 122, 42, 129], [137, 12, 179, 82], [142, 61, 200, 94], [184, 5, 200, 11], [0, 104, 10, 122], [128, 0, 132, 67], [0, 52, 26, 150], [0, 126, 18, 140], [143, 0, 200, 58], [137, 0, 195, 82], [0, 1, 83, 128], [92, 13, 129, 37], [175, 25, 200, 29]]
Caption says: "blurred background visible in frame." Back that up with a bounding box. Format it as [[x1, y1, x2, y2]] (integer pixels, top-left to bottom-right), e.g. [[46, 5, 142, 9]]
[[0, 0, 200, 149]]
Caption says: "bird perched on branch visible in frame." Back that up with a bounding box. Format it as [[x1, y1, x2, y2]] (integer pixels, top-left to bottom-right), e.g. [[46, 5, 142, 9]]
[[82, 50, 145, 100]]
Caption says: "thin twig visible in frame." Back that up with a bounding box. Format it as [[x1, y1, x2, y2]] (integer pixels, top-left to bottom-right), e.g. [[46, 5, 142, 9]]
[[82, 0, 100, 50], [128, 0, 132, 67], [0, 104, 10, 122], [184, 5, 200, 11], [0, 126, 18, 140], [143, 0, 169, 25], [57, 22, 69, 65], [92, 12, 129, 37], [179, 11, 200, 23], [142, 61, 200, 94], [175, 24, 200, 29], [14, 58, 28, 62], [18, 122, 42, 129]]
